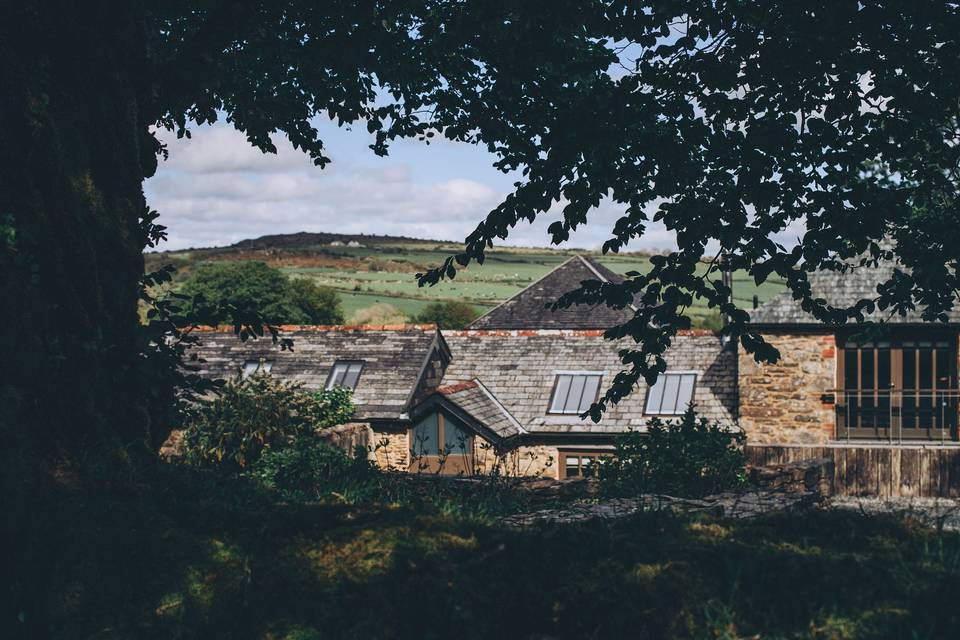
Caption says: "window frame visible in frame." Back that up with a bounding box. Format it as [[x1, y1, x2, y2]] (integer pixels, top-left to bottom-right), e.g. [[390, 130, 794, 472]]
[[547, 371, 604, 415], [558, 449, 613, 479], [324, 360, 365, 391], [643, 371, 698, 416], [836, 333, 958, 440]]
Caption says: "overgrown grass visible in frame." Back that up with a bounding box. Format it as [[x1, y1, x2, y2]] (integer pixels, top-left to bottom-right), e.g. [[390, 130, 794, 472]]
[[6, 464, 960, 639]]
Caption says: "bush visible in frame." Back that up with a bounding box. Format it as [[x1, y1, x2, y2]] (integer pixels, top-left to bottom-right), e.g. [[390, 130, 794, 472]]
[[248, 437, 379, 502], [600, 406, 747, 498], [181, 374, 354, 471], [414, 300, 480, 329], [180, 261, 343, 324]]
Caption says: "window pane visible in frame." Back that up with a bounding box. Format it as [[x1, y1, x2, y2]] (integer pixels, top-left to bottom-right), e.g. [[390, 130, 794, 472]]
[[676, 374, 695, 412], [443, 413, 471, 455], [877, 348, 891, 428], [936, 347, 950, 389], [564, 375, 588, 413], [645, 377, 666, 414], [844, 349, 858, 389], [565, 457, 580, 477], [328, 362, 363, 390], [261, 361, 272, 374], [412, 413, 439, 456], [242, 360, 259, 378], [660, 374, 682, 413], [342, 363, 363, 389], [578, 375, 601, 413], [919, 347, 933, 412], [551, 375, 573, 412], [582, 456, 596, 478], [646, 374, 697, 415]]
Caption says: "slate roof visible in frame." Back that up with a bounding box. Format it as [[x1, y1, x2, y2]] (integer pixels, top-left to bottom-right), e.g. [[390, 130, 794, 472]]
[[751, 251, 960, 326], [185, 325, 447, 420], [470, 255, 636, 330], [428, 379, 525, 439], [442, 330, 737, 434]]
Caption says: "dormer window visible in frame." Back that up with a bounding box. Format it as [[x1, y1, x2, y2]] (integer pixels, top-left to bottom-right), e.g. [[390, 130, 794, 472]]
[[242, 359, 272, 379], [644, 372, 696, 415], [326, 361, 364, 390], [549, 372, 603, 414]]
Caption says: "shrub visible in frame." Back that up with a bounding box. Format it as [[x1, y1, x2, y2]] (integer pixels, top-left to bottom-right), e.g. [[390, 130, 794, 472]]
[[248, 437, 379, 502], [181, 374, 354, 471], [350, 302, 407, 325], [414, 300, 480, 329], [600, 406, 747, 498]]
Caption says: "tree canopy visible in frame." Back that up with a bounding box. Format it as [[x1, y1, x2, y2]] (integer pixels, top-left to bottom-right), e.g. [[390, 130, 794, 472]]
[[149, 2, 960, 418], [3, 1, 960, 462], [180, 262, 344, 325]]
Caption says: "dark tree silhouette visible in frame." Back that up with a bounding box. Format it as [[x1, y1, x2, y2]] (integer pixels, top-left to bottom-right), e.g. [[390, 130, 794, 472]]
[[2, 1, 959, 463]]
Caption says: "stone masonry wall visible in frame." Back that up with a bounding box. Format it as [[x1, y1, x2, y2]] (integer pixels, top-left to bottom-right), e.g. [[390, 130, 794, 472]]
[[739, 332, 836, 444], [513, 445, 559, 479], [370, 426, 409, 470]]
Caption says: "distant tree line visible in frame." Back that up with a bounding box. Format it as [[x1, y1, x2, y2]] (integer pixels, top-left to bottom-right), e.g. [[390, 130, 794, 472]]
[[180, 261, 344, 325]]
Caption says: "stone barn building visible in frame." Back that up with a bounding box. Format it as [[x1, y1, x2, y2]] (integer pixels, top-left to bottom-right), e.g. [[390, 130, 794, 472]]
[[187, 252, 960, 495]]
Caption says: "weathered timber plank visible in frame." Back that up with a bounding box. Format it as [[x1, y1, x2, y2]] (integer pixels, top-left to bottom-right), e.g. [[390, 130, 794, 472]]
[[877, 448, 892, 498]]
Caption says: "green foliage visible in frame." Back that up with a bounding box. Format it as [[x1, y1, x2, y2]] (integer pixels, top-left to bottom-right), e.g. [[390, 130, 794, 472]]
[[182, 374, 354, 471], [600, 407, 747, 498], [249, 438, 380, 503], [180, 261, 343, 324], [414, 300, 479, 329], [248, 436, 530, 518], [286, 276, 345, 324], [18, 469, 960, 639]]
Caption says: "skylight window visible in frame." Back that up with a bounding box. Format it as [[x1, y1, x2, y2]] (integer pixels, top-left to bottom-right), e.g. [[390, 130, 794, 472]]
[[242, 359, 272, 378], [644, 372, 697, 415], [326, 361, 364, 390], [549, 373, 602, 414]]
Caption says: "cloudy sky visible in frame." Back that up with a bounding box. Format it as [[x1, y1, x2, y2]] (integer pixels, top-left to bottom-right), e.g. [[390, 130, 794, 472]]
[[144, 120, 681, 252]]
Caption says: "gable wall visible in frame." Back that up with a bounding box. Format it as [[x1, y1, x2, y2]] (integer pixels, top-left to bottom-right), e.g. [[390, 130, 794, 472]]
[[738, 332, 836, 444]]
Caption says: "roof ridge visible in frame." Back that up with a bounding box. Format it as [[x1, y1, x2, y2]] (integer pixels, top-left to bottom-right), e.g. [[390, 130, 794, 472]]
[[190, 323, 439, 333], [446, 328, 718, 337]]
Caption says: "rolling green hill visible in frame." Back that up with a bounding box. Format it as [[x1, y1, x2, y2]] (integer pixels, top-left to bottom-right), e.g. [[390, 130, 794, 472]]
[[145, 232, 786, 326]]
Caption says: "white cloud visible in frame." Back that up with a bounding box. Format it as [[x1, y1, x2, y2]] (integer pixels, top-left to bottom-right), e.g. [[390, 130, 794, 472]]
[[145, 123, 682, 253]]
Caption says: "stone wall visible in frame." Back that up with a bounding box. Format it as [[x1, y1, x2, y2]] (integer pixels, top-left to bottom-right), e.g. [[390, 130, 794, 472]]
[[370, 425, 409, 470], [472, 440, 559, 478], [738, 332, 836, 444], [512, 445, 559, 478]]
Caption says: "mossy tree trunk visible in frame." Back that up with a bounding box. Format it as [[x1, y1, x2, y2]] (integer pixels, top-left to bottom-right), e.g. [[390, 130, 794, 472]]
[[0, 1, 157, 465]]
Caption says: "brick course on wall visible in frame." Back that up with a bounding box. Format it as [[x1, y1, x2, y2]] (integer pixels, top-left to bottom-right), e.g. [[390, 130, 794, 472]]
[[738, 332, 836, 444]]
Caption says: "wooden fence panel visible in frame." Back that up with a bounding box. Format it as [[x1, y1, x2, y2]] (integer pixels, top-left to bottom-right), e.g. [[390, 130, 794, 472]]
[[745, 444, 960, 497]]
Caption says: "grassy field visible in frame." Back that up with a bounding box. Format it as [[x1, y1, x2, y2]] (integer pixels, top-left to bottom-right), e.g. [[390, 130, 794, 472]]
[[147, 235, 787, 325], [14, 468, 960, 639]]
